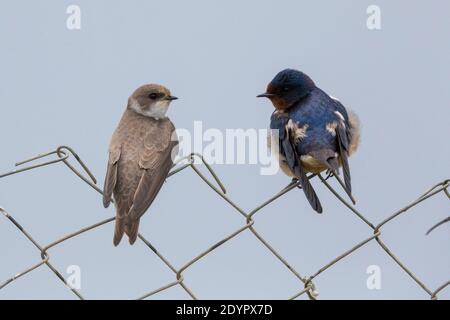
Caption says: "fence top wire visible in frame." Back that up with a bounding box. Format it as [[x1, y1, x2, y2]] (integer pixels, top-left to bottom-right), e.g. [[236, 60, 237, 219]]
[[0, 145, 448, 300]]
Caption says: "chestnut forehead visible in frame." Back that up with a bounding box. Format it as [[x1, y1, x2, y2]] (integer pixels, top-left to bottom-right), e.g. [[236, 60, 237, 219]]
[[267, 83, 276, 93], [267, 82, 286, 94]]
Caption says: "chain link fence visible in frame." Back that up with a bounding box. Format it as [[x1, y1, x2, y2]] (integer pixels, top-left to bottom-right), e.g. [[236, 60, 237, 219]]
[[0, 145, 449, 300]]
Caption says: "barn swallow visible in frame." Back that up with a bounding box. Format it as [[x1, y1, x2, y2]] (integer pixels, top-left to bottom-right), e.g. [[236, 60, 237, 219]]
[[103, 84, 178, 246], [258, 69, 360, 213]]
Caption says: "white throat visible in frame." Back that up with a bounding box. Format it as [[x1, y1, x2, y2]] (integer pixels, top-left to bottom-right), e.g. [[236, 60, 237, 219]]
[[129, 98, 170, 120]]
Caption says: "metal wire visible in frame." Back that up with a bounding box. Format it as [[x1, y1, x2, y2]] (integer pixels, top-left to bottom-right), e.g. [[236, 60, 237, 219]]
[[0, 146, 448, 300]]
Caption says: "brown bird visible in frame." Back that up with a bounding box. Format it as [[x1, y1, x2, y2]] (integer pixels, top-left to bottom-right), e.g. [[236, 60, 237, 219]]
[[103, 84, 179, 246]]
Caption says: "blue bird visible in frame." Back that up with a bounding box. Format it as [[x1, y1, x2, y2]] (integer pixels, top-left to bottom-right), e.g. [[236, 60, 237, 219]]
[[258, 69, 361, 213]]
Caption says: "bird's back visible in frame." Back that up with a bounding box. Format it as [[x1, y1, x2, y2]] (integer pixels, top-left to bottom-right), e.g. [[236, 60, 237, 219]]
[[110, 110, 175, 214], [288, 88, 349, 156]]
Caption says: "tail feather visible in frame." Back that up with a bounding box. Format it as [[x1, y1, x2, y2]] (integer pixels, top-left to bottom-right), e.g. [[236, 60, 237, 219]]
[[336, 126, 353, 200], [295, 165, 323, 214], [125, 219, 140, 245], [113, 217, 125, 246], [113, 205, 141, 246]]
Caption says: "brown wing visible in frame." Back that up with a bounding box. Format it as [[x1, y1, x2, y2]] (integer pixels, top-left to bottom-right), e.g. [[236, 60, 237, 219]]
[[103, 146, 121, 208], [128, 122, 178, 221]]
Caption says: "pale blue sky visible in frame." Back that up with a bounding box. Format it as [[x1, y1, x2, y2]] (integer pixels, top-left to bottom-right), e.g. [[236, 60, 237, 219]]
[[0, 1, 449, 299]]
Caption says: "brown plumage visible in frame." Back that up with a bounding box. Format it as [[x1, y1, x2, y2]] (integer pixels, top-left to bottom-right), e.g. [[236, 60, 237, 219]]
[[103, 84, 178, 246]]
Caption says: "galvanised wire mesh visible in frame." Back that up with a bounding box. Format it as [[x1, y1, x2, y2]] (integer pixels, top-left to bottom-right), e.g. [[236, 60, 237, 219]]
[[0, 145, 448, 300]]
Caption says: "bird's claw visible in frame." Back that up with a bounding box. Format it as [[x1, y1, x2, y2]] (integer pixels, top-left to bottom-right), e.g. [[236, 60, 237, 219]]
[[324, 170, 334, 181], [291, 177, 303, 189]]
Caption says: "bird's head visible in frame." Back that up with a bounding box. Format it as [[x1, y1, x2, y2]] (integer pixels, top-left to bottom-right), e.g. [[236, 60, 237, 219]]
[[257, 69, 316, 110], [128, 84, 178, 119]]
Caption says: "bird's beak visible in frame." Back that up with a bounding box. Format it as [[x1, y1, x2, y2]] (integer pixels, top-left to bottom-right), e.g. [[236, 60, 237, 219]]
[[165, 95, 178, 101], [256, 93, 276, 98]]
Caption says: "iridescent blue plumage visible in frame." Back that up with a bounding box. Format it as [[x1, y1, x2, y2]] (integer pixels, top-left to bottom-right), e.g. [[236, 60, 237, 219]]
[[281, 88, 350, 156], [259, 69, 360, 213]]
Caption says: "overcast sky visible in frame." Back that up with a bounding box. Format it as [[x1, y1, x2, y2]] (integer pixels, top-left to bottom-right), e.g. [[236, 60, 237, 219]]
[[0, 0, 449, 300]]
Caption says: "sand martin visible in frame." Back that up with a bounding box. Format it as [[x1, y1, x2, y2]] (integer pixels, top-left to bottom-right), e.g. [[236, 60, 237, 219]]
[[103, 84, 178, 245], [258, 69, 360, 213]]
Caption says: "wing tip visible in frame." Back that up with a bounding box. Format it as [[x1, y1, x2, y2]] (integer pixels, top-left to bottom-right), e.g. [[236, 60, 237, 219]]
[[103, 197, 110, 208], [315, 205, 323, 214], [113, 218, 125, 246]]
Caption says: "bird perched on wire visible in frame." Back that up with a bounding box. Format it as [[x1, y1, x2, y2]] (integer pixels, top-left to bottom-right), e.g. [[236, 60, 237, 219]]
[[258, 69, 360, 213], [103, 84, 179, 246]]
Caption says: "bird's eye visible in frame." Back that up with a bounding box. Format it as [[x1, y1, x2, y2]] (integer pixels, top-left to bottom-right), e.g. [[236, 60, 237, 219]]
[[283, 87, 290, 92], [148, 93, 158, 99]]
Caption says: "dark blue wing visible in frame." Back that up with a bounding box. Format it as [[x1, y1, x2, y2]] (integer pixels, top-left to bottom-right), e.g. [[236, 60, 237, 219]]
[[270, 111, 323, 213], [288, 88, 354, 202]]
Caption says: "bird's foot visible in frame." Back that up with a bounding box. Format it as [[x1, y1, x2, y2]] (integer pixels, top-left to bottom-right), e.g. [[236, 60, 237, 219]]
[[291, 177, 303, 189], [324, 170, 334, 181]]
